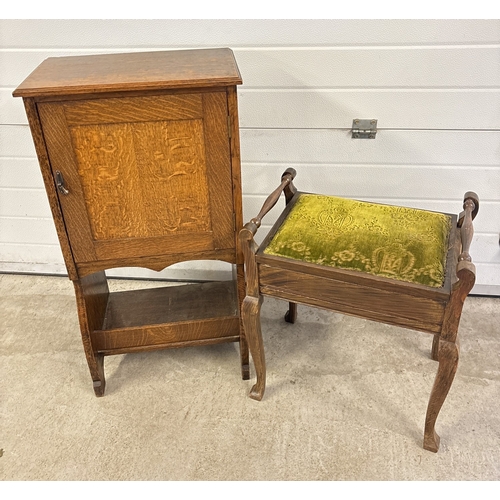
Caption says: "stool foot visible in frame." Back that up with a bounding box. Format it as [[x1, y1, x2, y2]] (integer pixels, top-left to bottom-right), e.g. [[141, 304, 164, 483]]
[[241, 364, 250, 380], [249, 383, 265, 401], [423, 430, 440, 453], [285, 302, 297, 323]]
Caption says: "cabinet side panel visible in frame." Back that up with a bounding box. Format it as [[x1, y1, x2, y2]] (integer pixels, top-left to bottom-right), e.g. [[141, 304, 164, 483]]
[[23, 98, 78, 279], [202, 92, 235, 249]]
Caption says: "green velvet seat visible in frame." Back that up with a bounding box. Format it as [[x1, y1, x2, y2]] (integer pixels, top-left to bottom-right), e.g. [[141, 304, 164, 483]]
[[264, 193, 452, 288]]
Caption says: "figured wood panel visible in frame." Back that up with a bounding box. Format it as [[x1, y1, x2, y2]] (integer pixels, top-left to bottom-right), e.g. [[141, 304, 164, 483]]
[[70, 119, 210, 240], [36, 91, 236, 266]]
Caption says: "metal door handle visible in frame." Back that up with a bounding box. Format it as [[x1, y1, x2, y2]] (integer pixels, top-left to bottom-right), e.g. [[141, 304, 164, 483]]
[[55, 170, 69, 195]]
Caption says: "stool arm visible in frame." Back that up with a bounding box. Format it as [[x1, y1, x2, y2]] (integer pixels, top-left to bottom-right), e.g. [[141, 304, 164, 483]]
[[440, 192, 479, 344], [458, 191, 479, 226], [241, 168, 297, 237], [458, 192, 478, 264], [239, 168, 296, 298]]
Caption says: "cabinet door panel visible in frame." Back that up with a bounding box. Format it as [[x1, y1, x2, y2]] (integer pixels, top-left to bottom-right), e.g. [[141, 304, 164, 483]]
[[37, 92, 234, 264]]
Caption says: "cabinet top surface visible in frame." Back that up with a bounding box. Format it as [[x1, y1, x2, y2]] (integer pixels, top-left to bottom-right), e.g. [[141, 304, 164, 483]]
[[13, 48, 242, 98]]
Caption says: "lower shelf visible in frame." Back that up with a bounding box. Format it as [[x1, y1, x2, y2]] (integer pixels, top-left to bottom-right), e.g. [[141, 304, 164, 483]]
[[91, 280, 241, 355]]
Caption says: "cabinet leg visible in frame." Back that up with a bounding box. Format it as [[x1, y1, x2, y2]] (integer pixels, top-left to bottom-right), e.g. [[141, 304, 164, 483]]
[[91, 354, 106, 397], [73, 272, 109, 397]]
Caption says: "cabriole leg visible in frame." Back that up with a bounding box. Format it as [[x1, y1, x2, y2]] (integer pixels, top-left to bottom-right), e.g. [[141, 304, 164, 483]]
[[242, 295, 266, 401], [423, 338, 460, 452], [431, 334, 440, 361]]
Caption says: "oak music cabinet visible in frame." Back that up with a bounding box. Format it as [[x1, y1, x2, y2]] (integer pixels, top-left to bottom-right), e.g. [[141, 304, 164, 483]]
[[13, 48, 249, 395]]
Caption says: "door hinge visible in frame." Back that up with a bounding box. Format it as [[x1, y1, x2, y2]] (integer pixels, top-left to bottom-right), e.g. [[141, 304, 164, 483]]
[[351, 119, 377, 139]]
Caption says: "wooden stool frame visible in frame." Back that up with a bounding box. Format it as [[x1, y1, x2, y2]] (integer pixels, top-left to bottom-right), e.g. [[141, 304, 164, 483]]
[[239, 168, 478, 452]]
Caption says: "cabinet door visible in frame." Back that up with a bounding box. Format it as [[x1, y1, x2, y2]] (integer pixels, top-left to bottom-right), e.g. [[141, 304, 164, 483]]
[[38, 92, 235, 264]]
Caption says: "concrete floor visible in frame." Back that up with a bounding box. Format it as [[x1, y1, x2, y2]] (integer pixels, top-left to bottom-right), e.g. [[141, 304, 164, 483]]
[[1, 272, 499, 481]]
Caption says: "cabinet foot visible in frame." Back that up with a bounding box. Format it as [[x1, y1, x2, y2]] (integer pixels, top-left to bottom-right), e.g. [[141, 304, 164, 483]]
[[93, 379, 106, 397]]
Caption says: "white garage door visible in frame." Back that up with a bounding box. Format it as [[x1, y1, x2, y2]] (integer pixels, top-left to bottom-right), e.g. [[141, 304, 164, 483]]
[[1, 20, 499, 294]]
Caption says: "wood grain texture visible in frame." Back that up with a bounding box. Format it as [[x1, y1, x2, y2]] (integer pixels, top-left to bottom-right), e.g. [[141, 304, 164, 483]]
[[424, 338, 460, 452], [242, 296, 265, 400], [63, 93, 203, 125], [257, 247, 453, 301], [37, 102, 97, 262], [71, 118, 210, 240], [103, 281, 237, 329], [94, 332, 241, 356], [37, 90, 236, 264], [202, 91, 234, 250], [12, 48, 242, 97], [227, 86, 244, 254], [76, 249, 236, 278], [13, 48, 246, 395], [93, 319, 240, 353], [73, 272, 109, 396], [258, 265, 446, 334], [21, 98, 78, 279], [93, 280, 240, 355], [227, 85, 250, 376]]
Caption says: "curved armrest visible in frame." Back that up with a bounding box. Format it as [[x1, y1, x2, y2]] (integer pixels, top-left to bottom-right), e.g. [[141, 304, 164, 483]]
[[443, 192, 479, 341], [240, 168, 297, 238], [239, 168, 296, 298], [458, 191, 479, 264]]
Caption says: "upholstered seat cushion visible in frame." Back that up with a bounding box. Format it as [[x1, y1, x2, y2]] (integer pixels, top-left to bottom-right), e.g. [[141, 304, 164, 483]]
[[263, 194, 452, 288]]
